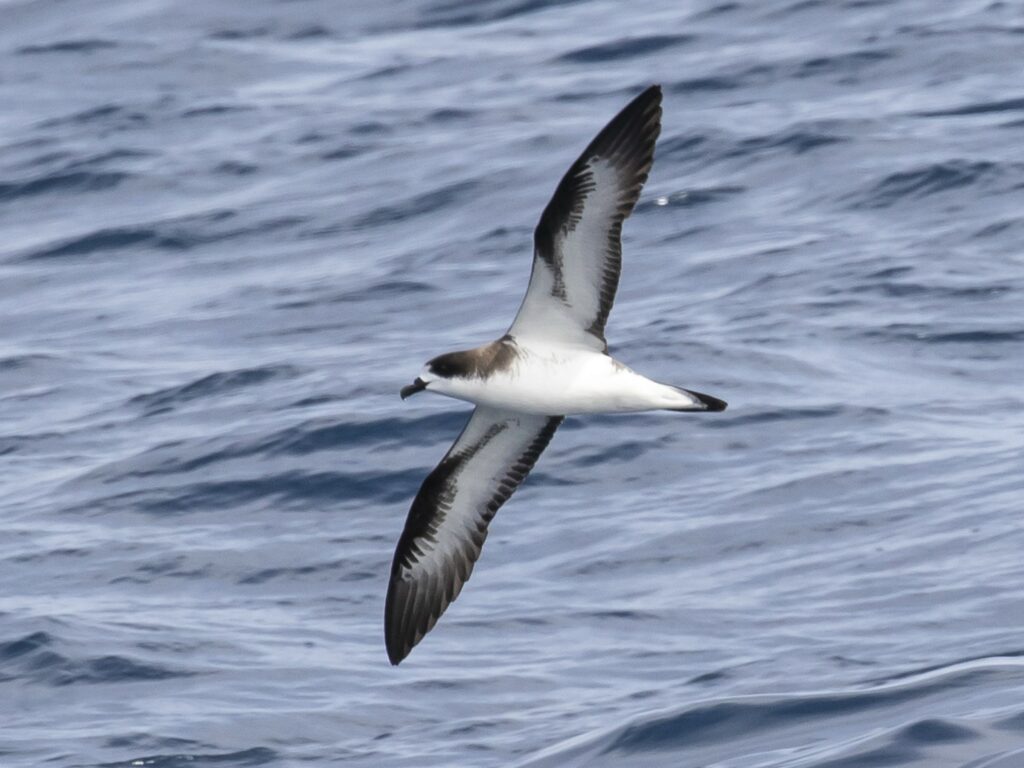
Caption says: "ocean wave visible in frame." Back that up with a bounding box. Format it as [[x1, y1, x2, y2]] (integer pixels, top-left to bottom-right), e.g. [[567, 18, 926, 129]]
[[0, 170, 128, 201], [853, 160, 1011, 208], [521, 659, 1024, 767], [66, 467, 428, 516], [96, 747, 280, 768], [351, 180, 480, 230], [130, 366, 302, 417], [416, 0, 585, 29], [555, 34, 694, 64], [21, 210, 306, 261], [0, 631, 193, 687], [918, 97, 1024, 117], [17, 39, 117, 55]]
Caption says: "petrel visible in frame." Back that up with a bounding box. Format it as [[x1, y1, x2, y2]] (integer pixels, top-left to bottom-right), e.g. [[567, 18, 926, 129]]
[[386, 85, 726, 665]]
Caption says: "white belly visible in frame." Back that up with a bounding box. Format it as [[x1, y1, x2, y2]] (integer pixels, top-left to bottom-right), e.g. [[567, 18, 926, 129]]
[[432, 347, 694, 415]]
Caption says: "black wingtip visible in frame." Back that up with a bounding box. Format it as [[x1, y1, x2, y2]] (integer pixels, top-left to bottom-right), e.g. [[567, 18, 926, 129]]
[[619, 84, 662, 122], [634, 84, 662, 109], [385, 627, 409, 666], [384, 579, 413, 666]]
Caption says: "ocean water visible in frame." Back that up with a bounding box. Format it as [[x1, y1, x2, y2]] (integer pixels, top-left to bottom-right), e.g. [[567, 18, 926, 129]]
[[2, 0, 1024, 765]]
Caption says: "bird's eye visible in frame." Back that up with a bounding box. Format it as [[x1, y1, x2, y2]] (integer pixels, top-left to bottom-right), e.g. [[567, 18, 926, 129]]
[[428, 357, 452, 378]]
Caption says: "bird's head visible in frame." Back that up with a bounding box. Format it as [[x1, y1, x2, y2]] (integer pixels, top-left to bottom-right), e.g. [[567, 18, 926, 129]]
[[399, 351, 468, 400]]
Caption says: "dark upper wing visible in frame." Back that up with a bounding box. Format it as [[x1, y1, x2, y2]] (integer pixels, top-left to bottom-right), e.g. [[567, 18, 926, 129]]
[[509, 85, 662, 351], [385, 406, 562, 665]]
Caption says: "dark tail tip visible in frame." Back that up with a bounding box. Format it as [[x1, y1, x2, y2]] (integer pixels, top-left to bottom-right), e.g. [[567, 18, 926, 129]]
[[689, 390, 727, 412]]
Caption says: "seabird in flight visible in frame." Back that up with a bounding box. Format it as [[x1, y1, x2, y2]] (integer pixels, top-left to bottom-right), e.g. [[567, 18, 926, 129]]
[[386, 85, 727, 665]]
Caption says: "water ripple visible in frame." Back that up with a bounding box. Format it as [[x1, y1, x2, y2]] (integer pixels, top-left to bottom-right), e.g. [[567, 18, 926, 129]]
[[556, 34, 694, 63], [17, 39, 117, 55], [130, 366, 302, 417], [855, 160, 1009, 208], [0, 631, 193, 687]]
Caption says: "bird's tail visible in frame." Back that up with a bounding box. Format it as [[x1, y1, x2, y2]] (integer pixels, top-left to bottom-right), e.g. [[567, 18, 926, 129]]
[[664, 386, 727, 412]]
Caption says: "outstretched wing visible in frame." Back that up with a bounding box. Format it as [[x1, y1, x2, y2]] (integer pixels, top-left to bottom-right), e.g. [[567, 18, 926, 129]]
[[385, 406, 562, 665], [509, 85, 662, 351]]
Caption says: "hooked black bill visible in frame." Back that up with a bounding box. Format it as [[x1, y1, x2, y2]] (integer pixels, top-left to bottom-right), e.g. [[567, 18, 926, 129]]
[[400, 377, 427, 400]]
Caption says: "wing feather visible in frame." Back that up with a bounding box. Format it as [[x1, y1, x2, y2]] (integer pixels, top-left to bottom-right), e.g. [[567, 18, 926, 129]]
[[509, 85, 662, 350], [385, 407, 562, 664]]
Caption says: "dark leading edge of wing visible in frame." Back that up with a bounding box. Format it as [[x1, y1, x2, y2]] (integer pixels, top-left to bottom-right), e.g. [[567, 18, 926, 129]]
[[385, 408, 562, 665], [527, 84, 662, 345]]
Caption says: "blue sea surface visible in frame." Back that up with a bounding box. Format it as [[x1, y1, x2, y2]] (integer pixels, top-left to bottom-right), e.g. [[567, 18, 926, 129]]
[[2, 0, 1024, 765]]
